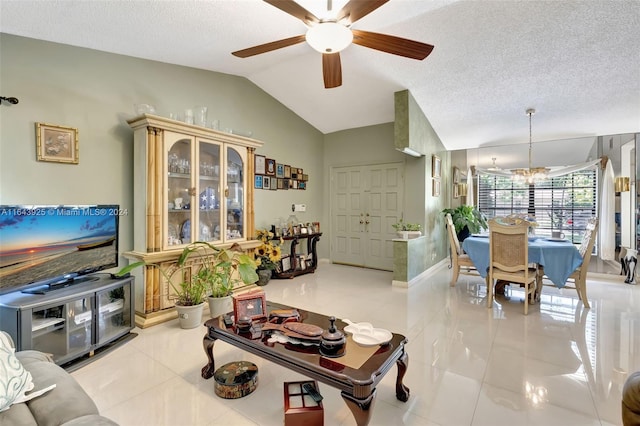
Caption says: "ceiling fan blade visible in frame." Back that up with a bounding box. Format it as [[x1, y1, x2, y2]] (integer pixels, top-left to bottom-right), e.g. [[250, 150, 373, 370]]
[[322, 53, 342, 89], [336, 0, 389, 25], [263, 0, 320, 26], [232, 35, 306, 58], [351, 29, 434, 60]]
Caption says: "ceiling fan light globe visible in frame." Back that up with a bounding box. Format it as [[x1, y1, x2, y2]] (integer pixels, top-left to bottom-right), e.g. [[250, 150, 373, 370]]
[[306, 22, 353, 53]]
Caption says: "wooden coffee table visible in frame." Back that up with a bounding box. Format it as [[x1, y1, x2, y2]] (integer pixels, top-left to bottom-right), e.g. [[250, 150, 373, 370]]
[[202, 301, 409, 426]]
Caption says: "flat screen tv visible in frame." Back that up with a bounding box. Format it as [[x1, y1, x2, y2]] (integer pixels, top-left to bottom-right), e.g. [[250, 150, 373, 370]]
[[0, 205, 119, 295]]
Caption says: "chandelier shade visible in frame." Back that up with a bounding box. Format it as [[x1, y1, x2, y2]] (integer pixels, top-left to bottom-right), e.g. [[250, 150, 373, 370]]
[[510, 108, 549, 184]]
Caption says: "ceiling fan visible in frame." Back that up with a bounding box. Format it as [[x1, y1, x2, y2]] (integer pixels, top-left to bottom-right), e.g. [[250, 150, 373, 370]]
[[232, 0, 434, 89]]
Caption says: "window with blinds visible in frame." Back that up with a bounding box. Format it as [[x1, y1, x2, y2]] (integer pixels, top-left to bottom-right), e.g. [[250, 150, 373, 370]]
[[477, 169, 598, 244]]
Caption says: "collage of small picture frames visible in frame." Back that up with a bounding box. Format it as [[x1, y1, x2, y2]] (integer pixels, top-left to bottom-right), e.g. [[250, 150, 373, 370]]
[[254, 155, 308, 190]]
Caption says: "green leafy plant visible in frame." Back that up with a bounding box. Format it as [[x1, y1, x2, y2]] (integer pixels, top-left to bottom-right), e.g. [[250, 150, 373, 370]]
[[441, 205, 488, 235], [115, 241, 258, 303], [176, 242, 258, 298], [391, 219, 423, 232]]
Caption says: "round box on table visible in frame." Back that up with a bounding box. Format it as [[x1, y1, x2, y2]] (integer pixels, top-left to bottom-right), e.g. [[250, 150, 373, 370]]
[[213, 361, 258, 399]]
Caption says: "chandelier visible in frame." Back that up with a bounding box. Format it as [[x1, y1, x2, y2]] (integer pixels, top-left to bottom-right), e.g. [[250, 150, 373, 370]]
[[511, 108, 549, 184]]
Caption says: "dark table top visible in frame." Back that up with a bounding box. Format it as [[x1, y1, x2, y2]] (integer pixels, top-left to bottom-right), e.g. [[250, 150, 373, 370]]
[[204, 301, 407, 386]]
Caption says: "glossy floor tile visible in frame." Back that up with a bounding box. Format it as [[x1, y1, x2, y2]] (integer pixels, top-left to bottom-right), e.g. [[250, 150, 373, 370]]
[[72, 262, 640, 426]]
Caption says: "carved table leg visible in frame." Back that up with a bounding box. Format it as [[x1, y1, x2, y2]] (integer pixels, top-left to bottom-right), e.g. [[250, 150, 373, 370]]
[[396, 351, 410, 402], [201, 333, 217, 379], [341, 389, 376, 426]]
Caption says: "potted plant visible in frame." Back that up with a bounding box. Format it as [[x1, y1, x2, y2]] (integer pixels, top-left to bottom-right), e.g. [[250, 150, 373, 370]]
[[176, 241, 258, 318], [441, 205, 488, 242], [392, 219, 423, 239], [254, 229, 283, 285], [169, 273, 208, 329], [116, 241, 258, 324]]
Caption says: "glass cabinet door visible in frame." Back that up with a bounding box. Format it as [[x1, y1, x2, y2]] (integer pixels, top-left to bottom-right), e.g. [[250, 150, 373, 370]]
[[226, 146, 245, 240], [96, 282, 132, 345], [167, 137, 193, 247], [197, 140, 221, 242], [31, 298, 92, 363]]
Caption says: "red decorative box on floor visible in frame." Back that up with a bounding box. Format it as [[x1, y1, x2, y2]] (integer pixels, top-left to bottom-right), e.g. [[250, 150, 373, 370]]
[[284, 380, 324, 426]]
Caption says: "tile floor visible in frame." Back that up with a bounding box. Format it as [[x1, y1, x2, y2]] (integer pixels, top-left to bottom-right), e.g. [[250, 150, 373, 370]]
[[72, 262, 640, 426]]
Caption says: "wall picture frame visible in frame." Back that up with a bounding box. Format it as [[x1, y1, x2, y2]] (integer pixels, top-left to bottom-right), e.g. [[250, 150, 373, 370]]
[[266, 158, 276, 176], [453, 167, 460, 184], [432, 155, 441, 178], [254, 175, 263, 189], [432, 179, 441, 197], [276, 163, 285, 178], [255, 155, 266, 175], [453, 182, 459, 198], [233, 290, 267, 321], [284, 165, 291, 178], [263, 176, 271, 190], [36, 122, 79, 164]]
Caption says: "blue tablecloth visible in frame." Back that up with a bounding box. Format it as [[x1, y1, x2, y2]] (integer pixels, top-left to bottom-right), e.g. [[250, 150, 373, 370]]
[[462, 236, 584, 288]]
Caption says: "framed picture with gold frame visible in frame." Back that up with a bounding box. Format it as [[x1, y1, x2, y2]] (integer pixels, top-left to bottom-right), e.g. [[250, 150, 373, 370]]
[[36, 122, 79, 164], [453, 167, 460, 183], [432, 179, 441, 197], [453, 182, 459, 198], [432, 155, 441, 178]]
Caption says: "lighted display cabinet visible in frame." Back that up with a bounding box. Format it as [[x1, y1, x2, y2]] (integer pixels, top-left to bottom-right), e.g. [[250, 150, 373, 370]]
[[126, 115, 263, 327]]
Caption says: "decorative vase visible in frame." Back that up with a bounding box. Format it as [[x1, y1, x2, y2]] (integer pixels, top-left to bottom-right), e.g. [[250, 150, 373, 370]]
[[208, 295, 232, 319], [256, 268, 272, 286], [175, 302, 205, 329]]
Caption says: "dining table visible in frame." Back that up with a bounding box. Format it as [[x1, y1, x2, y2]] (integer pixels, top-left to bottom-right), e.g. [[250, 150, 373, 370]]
[[462, 235, 584, 295]]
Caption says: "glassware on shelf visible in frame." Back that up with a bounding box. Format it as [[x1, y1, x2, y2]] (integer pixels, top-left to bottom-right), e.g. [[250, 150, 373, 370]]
[[194, 106, 208, 127], [168, 153, 179, 173]]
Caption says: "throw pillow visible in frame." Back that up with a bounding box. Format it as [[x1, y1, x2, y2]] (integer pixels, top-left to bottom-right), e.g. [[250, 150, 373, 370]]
[[0, 332, 56, 412], [0, 331, 34, 412]]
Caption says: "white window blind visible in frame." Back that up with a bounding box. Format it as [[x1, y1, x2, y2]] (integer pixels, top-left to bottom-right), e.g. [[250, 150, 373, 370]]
[[477, 169, 598, 244]]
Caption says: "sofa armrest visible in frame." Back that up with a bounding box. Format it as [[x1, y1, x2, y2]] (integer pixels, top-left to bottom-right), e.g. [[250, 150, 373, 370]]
[[623, 371, 640, 426]]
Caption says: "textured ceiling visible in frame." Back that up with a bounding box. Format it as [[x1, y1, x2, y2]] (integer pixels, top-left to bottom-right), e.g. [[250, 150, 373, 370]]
[[1, 0, 639, 156]]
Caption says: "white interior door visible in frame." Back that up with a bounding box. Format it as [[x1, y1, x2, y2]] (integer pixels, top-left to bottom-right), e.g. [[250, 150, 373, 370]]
[[331, 163, 403, 270]]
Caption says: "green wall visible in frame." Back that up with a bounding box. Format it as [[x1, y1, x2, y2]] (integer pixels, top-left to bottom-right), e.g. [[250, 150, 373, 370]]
[[0, 34, 325, 263], [0, 34, 451, 275]]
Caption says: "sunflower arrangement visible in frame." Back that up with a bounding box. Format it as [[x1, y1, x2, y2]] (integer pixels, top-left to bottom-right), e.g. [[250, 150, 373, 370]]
[[254, 229, 283, 271]]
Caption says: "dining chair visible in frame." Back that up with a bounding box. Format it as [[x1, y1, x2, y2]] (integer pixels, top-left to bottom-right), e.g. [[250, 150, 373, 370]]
[[487, 217, 538, 315], [550, 217, 598, 308], [445, 213, 477, 286]]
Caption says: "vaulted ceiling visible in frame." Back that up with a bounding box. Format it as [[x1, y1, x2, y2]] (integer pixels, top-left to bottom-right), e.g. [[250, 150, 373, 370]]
[[1, 0, 639, 156]]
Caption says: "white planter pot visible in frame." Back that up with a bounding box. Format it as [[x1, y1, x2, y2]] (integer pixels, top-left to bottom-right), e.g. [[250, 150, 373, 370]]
[[397, 231, 422, 239], [208, 295, 232, 319], [175, 302, 205, 329]]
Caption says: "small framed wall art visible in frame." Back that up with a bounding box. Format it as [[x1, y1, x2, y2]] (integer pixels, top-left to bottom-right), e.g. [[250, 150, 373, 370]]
[[36, 122, 79, 164], [432, 179, 441, 197], [266, 158, 276, 176], [453, 167, 460, 184], [254, 175, 263, 189], [432, 155, 441, 178], [255, 155, 266, 174]]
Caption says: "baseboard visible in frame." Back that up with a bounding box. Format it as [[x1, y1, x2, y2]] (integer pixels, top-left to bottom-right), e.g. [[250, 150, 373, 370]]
[[392, 258, 449, 288]]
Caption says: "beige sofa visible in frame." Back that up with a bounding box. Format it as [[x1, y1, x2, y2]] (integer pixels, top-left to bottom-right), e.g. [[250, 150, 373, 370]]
[[0, 331, 117, 425]]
